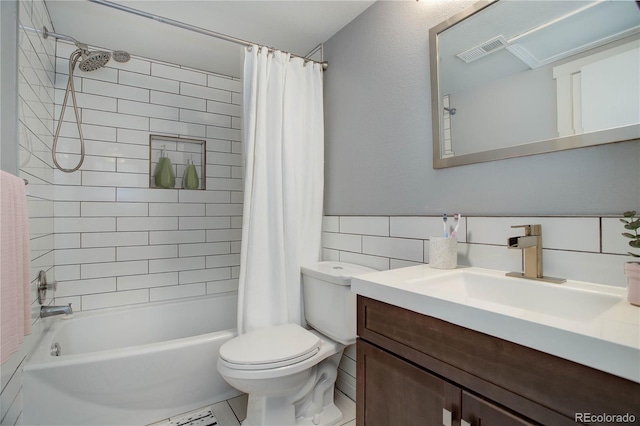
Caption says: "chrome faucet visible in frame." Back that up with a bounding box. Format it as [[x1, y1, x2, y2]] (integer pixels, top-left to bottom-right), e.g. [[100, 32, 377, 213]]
[[40, 304, 73, 318], [506, 224, 565, 284]]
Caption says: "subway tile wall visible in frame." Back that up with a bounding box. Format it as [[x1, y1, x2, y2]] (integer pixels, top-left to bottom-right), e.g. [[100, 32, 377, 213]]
[[2, 2, 57, 425], [323, 214, 633, 400], [322, 215, 631, 286], [18, 4, 56, 296], [51, 41, 243, 312]]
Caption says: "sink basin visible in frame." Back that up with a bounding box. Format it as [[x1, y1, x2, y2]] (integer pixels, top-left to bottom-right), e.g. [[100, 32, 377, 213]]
[[408, 270, 622, 322]]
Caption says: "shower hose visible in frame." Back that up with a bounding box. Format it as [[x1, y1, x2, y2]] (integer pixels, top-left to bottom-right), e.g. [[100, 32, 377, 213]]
[[52, 49, 86, 173]]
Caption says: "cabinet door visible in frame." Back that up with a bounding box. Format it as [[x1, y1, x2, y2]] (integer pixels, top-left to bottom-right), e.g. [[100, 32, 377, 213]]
[[461, 391, 538, 426], [357, 340, 460, 426]]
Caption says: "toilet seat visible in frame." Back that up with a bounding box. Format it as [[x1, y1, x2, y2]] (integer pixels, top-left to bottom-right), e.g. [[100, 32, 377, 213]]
[[219, 323, 321, 370]]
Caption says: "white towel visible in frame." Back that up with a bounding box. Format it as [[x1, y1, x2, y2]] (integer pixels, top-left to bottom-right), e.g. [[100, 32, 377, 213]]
[[1, 171, 32, 364]]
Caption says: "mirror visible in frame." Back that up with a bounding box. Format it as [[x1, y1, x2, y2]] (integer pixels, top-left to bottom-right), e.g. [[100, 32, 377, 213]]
[[430, 0, 640, 168]]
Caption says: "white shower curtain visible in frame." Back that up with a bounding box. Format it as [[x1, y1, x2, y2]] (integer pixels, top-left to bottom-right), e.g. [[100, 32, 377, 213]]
[[238, 46, 324, 334]]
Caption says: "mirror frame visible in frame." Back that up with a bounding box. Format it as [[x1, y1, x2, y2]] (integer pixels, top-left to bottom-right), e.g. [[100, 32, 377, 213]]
[[430, 0, 640, 169]]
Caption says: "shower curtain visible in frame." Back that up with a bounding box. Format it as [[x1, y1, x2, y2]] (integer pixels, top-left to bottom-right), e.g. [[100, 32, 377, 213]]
[[238, 46, 324, 334]]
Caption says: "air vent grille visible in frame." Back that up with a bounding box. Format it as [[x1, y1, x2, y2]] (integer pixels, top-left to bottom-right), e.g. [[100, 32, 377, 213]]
[[456, 36, 508, 63]]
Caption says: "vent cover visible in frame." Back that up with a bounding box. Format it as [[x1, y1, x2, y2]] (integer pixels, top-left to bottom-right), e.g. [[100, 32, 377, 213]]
[[456, 36, 508, 63]]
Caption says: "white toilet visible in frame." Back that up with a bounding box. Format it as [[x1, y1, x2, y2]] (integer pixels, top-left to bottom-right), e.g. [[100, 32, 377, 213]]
[[217, 261, 375, 426]]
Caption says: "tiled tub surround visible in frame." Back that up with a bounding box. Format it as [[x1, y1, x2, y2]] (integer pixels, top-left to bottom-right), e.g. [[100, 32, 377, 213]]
[[2, 2, 57, 425], [44, 41, 243, 312], [323, 214, 635, 401], [18, 3, 56, 311]]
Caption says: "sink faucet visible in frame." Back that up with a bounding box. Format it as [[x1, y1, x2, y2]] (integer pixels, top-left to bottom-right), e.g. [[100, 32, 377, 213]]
[[40, 304, 73, 318], [507, 225, 565, 284]]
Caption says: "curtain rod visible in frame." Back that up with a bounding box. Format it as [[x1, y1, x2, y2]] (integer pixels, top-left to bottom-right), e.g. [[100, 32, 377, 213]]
[[87, 0, 329, 71]]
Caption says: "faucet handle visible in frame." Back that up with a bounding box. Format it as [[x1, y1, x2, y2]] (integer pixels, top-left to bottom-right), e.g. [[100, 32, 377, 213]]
[[37, 270, 57, 305], [510, 224, 541, 236]]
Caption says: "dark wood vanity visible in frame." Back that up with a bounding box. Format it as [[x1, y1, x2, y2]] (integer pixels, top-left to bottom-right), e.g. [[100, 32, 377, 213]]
[[356, 296, 640, 426]]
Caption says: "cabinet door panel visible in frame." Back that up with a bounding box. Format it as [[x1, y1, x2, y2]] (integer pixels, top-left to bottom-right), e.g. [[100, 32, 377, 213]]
[[358, 340, 460, 426], [462, 391, 538, 426]]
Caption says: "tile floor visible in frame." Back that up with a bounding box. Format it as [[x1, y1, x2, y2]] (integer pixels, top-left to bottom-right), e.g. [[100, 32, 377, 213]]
[[151, 390, 356, 426]]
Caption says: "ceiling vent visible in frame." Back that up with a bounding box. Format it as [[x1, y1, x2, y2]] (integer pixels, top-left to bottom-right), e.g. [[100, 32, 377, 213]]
[[456, 36, 508, 63]]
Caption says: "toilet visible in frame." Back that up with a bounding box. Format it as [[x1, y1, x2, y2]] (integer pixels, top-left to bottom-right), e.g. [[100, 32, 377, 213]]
[[217, 261, 375, 426]]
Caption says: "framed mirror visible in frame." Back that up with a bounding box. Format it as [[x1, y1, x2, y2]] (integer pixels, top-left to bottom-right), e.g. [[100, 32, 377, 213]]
[[430, 0, 640, 169]]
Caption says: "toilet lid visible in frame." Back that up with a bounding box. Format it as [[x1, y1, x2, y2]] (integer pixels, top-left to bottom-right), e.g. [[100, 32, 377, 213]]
[[219, 323, 321, 369]]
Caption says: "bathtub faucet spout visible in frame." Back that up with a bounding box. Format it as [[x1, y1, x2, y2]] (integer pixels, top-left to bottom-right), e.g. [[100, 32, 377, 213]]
[[41, 304, 73, 318]]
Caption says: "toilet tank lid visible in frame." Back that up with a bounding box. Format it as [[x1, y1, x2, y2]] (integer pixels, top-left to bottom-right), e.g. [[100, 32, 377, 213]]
[[301, 261, 377, 286]]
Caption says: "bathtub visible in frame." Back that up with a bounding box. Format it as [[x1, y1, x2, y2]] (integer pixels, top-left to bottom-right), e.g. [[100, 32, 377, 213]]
[[23, 293, 241, 426]]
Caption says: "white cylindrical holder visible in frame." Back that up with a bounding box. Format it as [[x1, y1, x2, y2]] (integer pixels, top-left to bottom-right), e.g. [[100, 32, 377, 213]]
[[429, 237, 457, 269]]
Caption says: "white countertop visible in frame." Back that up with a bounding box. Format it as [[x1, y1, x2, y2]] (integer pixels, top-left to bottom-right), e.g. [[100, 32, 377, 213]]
[[351, 264, 640, 383]]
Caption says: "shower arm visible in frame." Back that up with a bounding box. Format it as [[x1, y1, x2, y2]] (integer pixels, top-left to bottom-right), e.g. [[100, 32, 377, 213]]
[[43, 27, 80, 46], [20, 27, 101, 59], [43, 27, 92, 55]]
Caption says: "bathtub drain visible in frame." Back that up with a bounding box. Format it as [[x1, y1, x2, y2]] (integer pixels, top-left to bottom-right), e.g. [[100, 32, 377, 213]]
[[50, 342, 61, 356]]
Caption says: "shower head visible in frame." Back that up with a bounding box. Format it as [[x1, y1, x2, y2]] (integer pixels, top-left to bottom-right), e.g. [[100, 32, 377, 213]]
[[78, 48, 130, 72], [43, 27, 130, 71], [112, 50, 131, 63], [78, 50, 112, 72]]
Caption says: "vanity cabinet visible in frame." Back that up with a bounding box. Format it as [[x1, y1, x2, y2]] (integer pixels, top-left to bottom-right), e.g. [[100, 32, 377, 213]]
[[356, 296, 640, 426], [358, 340, 535, 426], [358, 339, 460, 425]]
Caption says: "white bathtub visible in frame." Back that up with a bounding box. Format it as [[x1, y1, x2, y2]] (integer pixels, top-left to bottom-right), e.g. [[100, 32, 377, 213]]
[[23, 293, 241, 426]]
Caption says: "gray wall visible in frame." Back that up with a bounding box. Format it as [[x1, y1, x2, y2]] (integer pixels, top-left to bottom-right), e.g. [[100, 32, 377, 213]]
[[323, 1, 640, 216]]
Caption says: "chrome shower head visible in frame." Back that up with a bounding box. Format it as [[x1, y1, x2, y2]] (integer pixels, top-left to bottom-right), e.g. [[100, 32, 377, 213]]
[[43, 28, 130, 71], [78, 50, 111, 72], [112, 50, 131, 63]]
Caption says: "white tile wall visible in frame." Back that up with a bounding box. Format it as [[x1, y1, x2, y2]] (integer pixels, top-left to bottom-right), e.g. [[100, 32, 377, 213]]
[[339, 216, 389, 236], [53, 41, 243, 312], [324, 214, 634, 400], [4, 1, 57, 424], [362, 235, 424, 263], [323, 215, 631, 288]]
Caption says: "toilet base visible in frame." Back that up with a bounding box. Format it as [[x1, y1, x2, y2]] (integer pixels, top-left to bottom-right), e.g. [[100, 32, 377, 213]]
[[294, 402, 343, 426], [241, 395, 343, 426], [241, 352, 345, 426]]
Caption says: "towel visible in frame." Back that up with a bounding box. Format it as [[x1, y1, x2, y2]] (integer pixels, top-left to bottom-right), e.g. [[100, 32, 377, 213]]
[[1, 171, 32, 364]]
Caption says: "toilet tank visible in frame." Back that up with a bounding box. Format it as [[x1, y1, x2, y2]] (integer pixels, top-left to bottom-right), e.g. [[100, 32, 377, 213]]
[[301, 261, 376, 345]]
